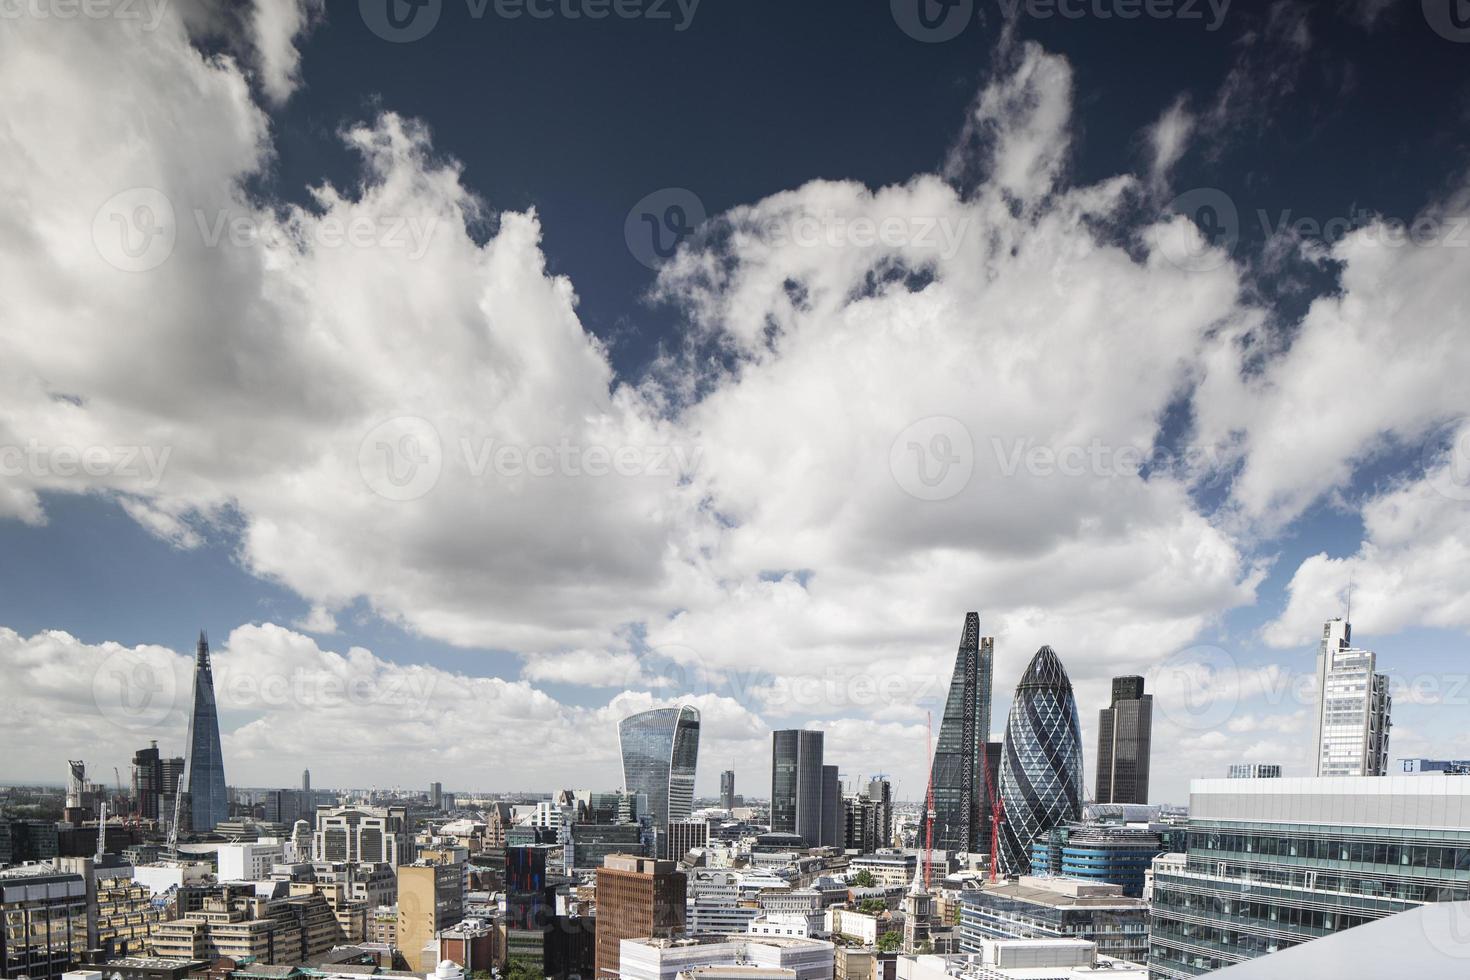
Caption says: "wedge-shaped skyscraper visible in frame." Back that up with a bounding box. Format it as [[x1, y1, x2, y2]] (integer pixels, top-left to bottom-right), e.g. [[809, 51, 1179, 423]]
[[997, 645, 1083, 876], [926, 612, 994, 854], [619, 705, 700, 858], [183, 631, 229, 832]]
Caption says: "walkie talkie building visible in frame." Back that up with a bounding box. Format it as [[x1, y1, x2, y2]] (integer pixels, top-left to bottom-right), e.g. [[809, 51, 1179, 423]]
[[619, 705, 700, 858], [997, 645, 1083, 876], [926, 612, 994, 854]]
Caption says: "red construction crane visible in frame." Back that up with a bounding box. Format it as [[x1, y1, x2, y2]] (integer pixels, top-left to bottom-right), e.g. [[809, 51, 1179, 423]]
[[981, 739, 1004, 882], [923, 711, 936, 890]]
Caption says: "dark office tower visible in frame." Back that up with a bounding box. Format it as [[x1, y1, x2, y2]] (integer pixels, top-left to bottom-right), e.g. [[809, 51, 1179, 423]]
[[997, 646, 1084, 877], [182, 631, 228, 832], [926, 613, 995, 855], [720, 770, 735, 811], [821, 765, 842, 848], [302, 769, 310, 793], [771, 730, 825, 846], [619, 705, 700, 858], [867, 778, 893, 848], [430, 782, 443, 811], [131, 742, 163, 821], [1096, 676, 1153, 805]]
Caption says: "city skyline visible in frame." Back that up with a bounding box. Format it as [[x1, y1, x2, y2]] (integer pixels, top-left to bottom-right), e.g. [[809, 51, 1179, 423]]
[[3, 4, 1470, 808]]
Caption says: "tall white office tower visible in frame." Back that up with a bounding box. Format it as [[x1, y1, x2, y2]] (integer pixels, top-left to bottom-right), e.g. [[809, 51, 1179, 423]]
[[1312, 618, 1392, 777]]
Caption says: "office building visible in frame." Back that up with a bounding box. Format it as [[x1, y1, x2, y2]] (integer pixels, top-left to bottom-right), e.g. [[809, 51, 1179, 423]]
[[616, 934, 835, 980], [131, 742, 163, 821], [1227, 763, 1282, 779], [927, 612, 995, 856], [217, 839, 286, 881], [0, 865, 87, 979], [593, 854, 686, 979], [504, 845, 560, 974], [0, 818, 59, 865], [1312, 617, 1392, 777], [182, 632, 229, 832], [997, 646, 1084, 876], [668, 819, 710, 859], [821, 765, 842, 849], [149, 886, 346, 964], [1028, 823, 1163, 897], [620, 706, 701, 859], [397, 862, 465, 972], [569, 822, 649, 871], [867, 778, 893, 849], [1095, 676, 1152, 805], [302, 769, 310, 793], [312, 805, 412, 866], [772, 730, 833, 847], [898, 941, 1147, 980], [430, 782, 443, 811], [958, 876, 1150, 965], [1147, 775, 1470, 978], [1401, 758, 1470, 774], [720, 770, 736, 811]]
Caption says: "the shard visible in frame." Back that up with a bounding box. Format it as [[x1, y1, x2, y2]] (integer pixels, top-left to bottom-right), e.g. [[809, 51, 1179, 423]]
[[182, 631, 229, 832], [926, 612, 994, 854]]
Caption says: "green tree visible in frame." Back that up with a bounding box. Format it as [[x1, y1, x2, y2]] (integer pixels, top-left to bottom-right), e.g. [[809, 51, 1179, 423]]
[[850, 869, 876, 888], [876, 931, 903, 953], [858, 897, 887, 915]]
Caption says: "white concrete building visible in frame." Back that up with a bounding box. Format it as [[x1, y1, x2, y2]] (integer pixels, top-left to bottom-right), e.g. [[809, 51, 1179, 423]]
[[1312, 618, 1392, 777], [618, 935, 835, 980], [747, 912, 824, 938], [217, 838, 285, 881], [896, 939, 1146, 979]]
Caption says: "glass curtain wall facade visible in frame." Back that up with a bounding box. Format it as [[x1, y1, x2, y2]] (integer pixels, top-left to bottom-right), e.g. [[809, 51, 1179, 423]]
[[619, 706, 700, 858], [927, 612, 995, 855], [183, 631, 229, 832], [997, 646, 1084, 876], [1148, 776, 1470, 979], [1312, 618, 1392, 777], [771, 730, 825, 846]]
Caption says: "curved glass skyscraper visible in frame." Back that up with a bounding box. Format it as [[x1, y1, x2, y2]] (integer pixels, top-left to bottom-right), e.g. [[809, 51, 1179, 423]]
[[619, 705, 700, 857], [997, 645, 1083, 876]]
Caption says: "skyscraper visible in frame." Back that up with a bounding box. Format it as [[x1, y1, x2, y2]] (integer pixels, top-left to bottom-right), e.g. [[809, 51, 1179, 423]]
[[302, 768, 311, 793], [619, 706, 700, 858], [719, 770, 735, 810], [593, 855, 687, 980], [997, 645, 1083, 876], [770, 730, 825, 846], [926, 612, 994, 854], [131, 741, 163, 821], [1312, 617, 1392, 776], [1095, 675, 1152, 804], [182, 631, 228, 832], [821, 765, 842, 848]]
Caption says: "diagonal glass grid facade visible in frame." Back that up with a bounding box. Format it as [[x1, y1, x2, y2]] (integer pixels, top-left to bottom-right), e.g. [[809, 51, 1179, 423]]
[[183, 632, 229, 832], [927, 612, 994, 855], [997, 645, 1083, 876]]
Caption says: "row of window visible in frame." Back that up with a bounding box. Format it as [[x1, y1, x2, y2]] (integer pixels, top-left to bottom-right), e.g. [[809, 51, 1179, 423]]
[[1152, 886, 1379, 935], [1188, 831, 1470, 873]]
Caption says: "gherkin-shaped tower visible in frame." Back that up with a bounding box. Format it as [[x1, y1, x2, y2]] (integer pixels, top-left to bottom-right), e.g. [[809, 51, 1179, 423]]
[[997, 645, 1083, 876]]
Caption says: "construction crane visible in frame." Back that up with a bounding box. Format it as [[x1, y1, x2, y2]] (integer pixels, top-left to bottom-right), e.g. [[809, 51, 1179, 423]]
[[923, 711, 936, 890], [981, 738, 1004, 882], [95, 800, 108, 862], [113, 766, 125, 815]]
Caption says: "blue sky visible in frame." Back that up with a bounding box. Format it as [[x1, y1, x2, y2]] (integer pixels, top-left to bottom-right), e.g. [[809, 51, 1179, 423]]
[[2, 0, 1469, 803]]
